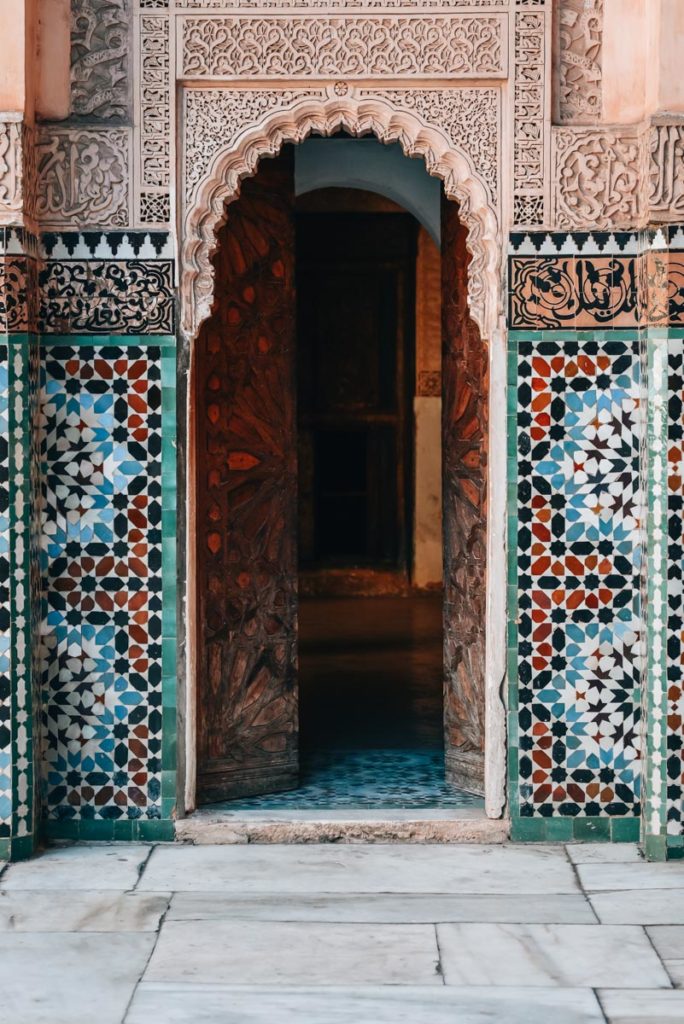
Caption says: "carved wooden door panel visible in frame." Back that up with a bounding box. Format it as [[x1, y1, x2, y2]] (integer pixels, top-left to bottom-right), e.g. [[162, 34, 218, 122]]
[[196, 149, 298, 804], [442, 195, 488, 795]]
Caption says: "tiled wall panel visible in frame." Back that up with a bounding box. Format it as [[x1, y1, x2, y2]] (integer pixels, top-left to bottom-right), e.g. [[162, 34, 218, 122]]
[[510, 333, 643, 837], [39, 338, 176, 839]]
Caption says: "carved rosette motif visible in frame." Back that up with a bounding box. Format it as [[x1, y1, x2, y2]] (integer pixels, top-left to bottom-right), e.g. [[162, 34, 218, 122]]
[[556, 0, 603, 125], [552, 126, 649, 231], [180, 15, 506, 79], [181, 86, 501, 346], [36, 128, 131, 228], [71, 0, 130, 122]]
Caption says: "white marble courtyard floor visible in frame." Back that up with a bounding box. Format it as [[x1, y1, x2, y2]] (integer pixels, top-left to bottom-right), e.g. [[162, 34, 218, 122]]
[[1, 842, 684, 1022]]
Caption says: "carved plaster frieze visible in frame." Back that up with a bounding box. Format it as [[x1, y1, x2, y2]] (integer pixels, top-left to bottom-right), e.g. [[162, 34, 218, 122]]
[[181, 86, 502, 345], [552, 125, 649, 231], [71, 0, 131, 122], [138, 13, 171, 225], [513, 5, 548, 228], [556, 0, 603, 125], [36, 128, 131, 228], [0, 120, 37, 229], [178, 1, 509, 7], [0, 121, 23, 217], [650, 122, 684, 224], [179, 14, 507, 79], [184, 88, 325, 205]]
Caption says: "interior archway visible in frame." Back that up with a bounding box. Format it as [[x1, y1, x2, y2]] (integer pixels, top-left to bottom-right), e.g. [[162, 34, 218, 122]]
[[180, 91, 507, 820], [191, 140, 490, 812]]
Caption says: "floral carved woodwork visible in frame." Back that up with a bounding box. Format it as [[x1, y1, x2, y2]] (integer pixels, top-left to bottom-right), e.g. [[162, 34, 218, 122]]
[[180, 14, 507, 79], [195, 149, 299, 803], [442, 194, 487, 794]]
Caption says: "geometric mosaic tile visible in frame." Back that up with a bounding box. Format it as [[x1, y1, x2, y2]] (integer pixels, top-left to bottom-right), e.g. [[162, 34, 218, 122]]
[[667, 337, 684, 836], [40, 346, 165, 821], [515, 337, 642, 818]]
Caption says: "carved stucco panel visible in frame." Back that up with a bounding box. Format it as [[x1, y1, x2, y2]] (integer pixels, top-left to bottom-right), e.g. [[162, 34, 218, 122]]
[[364, 88, 500, 205], [180, 0, 509, 8], [181, 86, 502, 344], [137, 12, 171, 225], [552, 125, 649, 230], [179, 14, 507, 79], [0, 120, 38, 229], [184, 88, 326, 206], [513, 4, 548, 228], [36, 128, 131, 228], [71, 0, 131, 122], [650, 122, 684, 224], [556, 0, 603, 125]]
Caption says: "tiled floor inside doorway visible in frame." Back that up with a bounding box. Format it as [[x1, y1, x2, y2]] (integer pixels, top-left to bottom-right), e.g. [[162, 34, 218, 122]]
[[210, 749, 484, 811], [209, 593, 483, 812]]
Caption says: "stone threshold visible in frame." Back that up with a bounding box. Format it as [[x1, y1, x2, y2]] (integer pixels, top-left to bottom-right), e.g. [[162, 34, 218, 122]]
[[175, 808, 510, 844]]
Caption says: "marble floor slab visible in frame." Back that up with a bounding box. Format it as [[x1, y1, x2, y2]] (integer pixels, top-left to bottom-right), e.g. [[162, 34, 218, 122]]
[[1, 844, 151, 891], [0, 890, 169, 932], [167, 891, 597, 924], [577, 862, 684, 892], [140, 843, 578, 895], [647, 926, 684, 960], [565, 844, 643, 865], [125, 983, 606, 1024], [0, 932, 155, 1024], [146, 919, 441, 986], [589, 889, 684, 925], [664, 961, 684, 986], [598, 989, 684, 1022], [436, 923, 671, 988]]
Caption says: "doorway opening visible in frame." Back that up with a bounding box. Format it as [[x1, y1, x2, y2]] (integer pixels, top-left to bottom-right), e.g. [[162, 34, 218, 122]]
[[193, 138, 488, 812]]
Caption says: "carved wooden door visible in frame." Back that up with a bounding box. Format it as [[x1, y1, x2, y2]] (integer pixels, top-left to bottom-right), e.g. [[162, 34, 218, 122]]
[[442, 195, 487, 795], [196, 149, 298, 804]]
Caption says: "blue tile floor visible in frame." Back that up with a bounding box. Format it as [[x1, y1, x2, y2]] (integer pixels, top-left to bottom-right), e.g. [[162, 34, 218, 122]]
[[216, 749, 484, 810]]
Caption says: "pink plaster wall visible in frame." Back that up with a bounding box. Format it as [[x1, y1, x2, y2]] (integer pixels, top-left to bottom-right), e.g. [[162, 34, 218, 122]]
[[603, 0, 684, 122], [0, 0, 35, 115], [602, 0, 651, 123], [657, 0, 684, 113], [36, 0, 70, 120]]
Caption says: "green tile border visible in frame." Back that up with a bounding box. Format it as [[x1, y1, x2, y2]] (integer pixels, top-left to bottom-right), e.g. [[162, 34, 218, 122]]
[[640, 329, 670, 860], [5, 334, 40, 860], [43, 818, 175, 843]]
